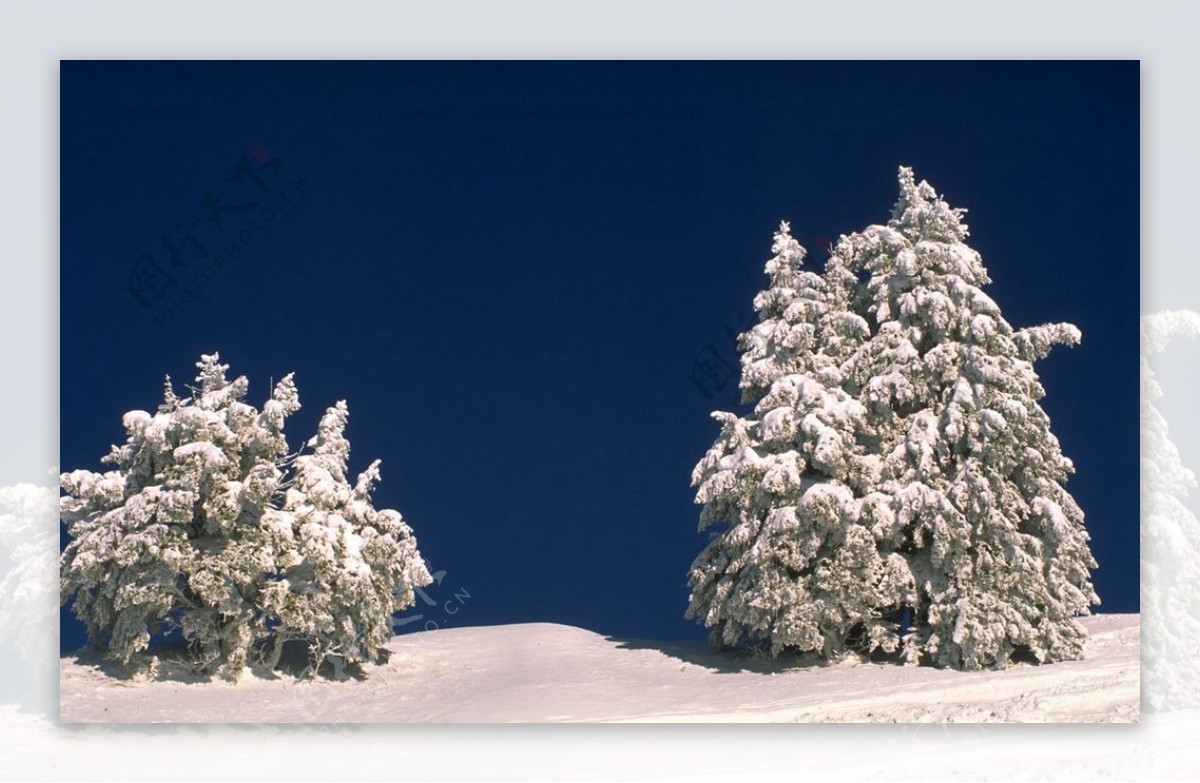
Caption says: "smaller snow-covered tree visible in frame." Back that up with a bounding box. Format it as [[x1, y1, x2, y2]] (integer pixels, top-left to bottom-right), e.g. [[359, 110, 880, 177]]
[[260, 401, 430, 674], [60, 354, 432, 676], [687, 223, 914, 659]]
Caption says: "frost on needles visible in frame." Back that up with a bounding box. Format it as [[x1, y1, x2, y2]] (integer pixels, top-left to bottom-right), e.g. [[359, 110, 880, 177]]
[[687, 167, 1099, 670], [59, 354, 433, 677]]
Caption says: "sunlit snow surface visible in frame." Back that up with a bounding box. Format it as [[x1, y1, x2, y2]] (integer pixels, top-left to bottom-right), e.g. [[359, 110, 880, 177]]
[[60, 614, 1137, 724]]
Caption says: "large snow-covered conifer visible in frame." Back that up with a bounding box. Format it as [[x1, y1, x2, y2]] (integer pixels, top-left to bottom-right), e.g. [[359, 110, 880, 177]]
[[60, 354, 432, 676], [835, 168, 1098, 669], [1140, 311, 1200, 711], [687, 168, 1098, 670]]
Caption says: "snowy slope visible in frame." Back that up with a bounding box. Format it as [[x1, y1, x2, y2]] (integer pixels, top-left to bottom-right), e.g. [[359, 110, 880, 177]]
[[59, 614, 1138, 723]]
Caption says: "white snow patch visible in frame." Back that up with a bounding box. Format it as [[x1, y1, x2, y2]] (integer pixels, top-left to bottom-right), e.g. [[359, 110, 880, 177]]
[[171, 441, 228, 467], [121, 410, 152, 432]]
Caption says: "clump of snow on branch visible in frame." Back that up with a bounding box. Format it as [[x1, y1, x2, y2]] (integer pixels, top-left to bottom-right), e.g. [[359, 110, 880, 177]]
[[1140, 311, 1200, 711], [59, 354, 432, 677], [687, 167, 1098, 670]]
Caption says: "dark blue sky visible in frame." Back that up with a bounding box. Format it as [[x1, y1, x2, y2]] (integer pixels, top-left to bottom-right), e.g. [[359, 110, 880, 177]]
[[60, 61, 1139, 651]]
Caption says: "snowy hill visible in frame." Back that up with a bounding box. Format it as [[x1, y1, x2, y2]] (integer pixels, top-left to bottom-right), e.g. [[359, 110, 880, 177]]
[[59, 614, 1138, 723]]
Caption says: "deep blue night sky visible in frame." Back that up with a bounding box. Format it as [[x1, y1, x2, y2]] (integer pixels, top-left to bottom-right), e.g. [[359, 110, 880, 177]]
[[60, 61, 1139, 651]]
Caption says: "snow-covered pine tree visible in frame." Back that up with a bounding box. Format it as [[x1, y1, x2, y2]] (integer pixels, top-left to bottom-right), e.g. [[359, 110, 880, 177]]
[[259, 401, 431, 675], [686, 223, 917, 659], [60, 355, 285, 672], [1140, 311, 1200, 711], [60, 353, 432, 676], [835, 167, 1098, 669]]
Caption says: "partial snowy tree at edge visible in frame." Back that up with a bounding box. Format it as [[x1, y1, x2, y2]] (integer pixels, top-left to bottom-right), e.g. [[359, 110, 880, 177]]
[[1141, 311, 1200, 711]]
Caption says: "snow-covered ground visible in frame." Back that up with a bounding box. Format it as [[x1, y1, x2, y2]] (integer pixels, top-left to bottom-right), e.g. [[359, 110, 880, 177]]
[[60, 614, 1138, 723]]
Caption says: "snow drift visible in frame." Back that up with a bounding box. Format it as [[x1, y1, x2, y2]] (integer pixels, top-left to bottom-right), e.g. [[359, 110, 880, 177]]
[[60, 613, 1138, 723]]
